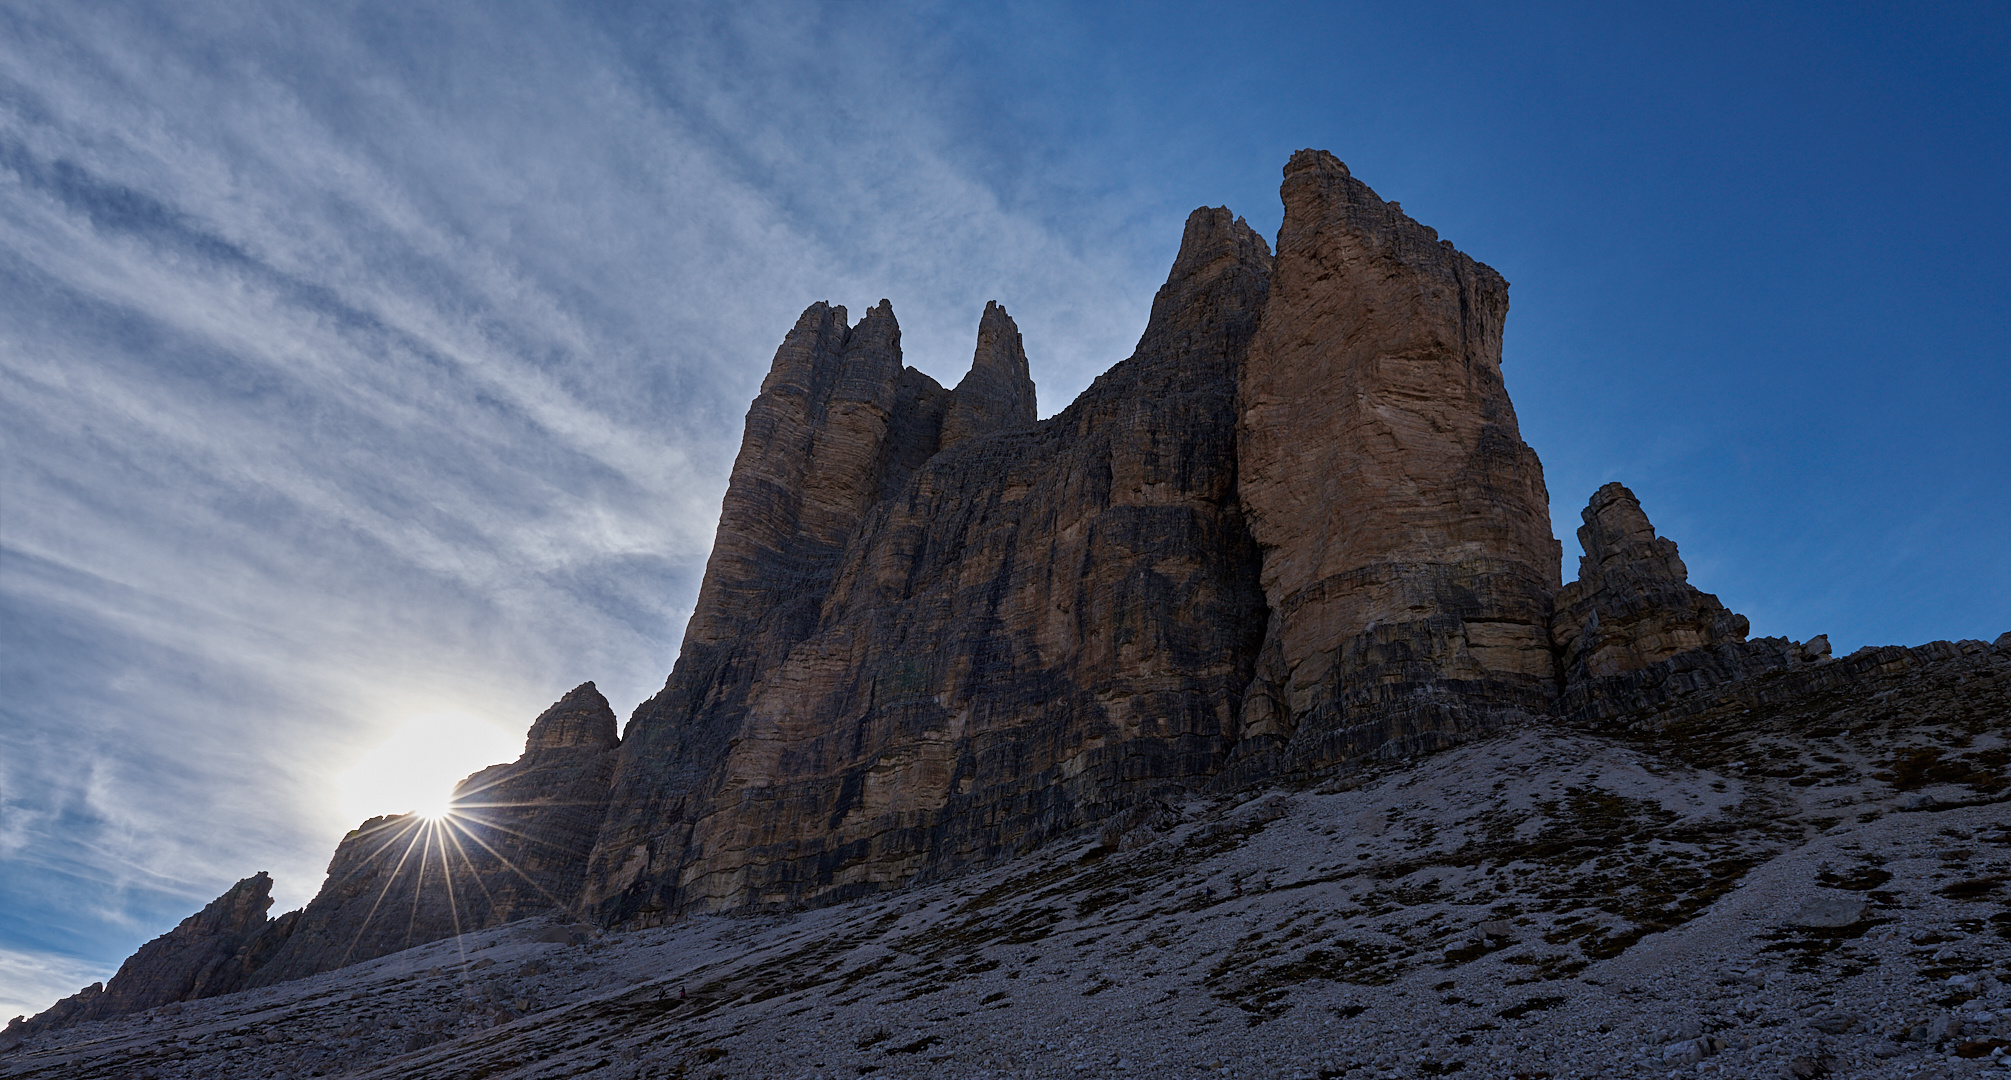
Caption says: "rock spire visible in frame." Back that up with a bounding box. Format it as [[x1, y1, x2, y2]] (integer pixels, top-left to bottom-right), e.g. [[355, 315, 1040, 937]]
[[941, 300, 1038, 449], [1551, 482, 1751, 684], [1234, 149, 1561, 769]]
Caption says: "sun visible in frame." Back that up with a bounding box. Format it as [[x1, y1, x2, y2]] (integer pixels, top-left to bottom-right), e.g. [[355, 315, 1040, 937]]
[[335, 711, 522, 825]]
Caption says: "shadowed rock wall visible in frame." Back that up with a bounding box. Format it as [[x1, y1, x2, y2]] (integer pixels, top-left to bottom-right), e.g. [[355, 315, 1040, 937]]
[[581, 292, 1039, 924], [665, 208, 1273, 914]]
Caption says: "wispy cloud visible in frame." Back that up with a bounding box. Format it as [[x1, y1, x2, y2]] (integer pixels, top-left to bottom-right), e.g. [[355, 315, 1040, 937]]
[[0, 0, 1171, 1012]]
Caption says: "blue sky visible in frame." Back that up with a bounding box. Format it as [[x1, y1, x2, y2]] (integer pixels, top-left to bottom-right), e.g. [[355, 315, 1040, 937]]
[[1, 1, 2004, 1019]]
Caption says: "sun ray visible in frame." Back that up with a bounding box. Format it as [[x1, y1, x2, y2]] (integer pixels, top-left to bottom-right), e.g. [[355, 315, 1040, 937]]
[[436, 816, 502, 918], [442, 809, 600, 858], [436, 821, 516, 1003], [321, 815, 431, 893], [440, 769, 524, 803], [404, 816, 440, 949], [430, 819, 474, 980], [337, 816, 432, 968], [439, 813, 583, 915]]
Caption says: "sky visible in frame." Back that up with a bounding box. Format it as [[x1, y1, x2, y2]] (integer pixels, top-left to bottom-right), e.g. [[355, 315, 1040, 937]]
[[1, 0, 2005, 1020]]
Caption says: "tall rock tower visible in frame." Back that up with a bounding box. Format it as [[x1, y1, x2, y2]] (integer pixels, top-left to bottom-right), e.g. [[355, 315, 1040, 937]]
[[1236, 150, 1561, 768], [582, 210, 1273, 923]]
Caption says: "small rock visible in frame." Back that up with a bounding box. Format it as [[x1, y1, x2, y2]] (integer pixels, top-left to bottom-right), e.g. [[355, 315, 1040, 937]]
[[1661, 1035, 1721, 1064], [1787, 897, 1867, 928], [1808, 1013, 1858, 1034], [1787, 1054, 1839, 1077], [1908, 1015, 1961, 1043]]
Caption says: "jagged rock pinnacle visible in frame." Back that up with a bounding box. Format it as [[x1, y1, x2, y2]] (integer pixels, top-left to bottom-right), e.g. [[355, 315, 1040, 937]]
[[1552, 482, 1751, 683], [940, 300, 1037, 449], [524, 681, 618, 753]]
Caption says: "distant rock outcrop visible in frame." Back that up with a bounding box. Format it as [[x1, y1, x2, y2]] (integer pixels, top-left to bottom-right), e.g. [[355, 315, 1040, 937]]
[[1548, 484, 1811, 724], [1551, 482, 1751, 684], [2, 873, 291, 1039], [5, 682, 625, 1036]]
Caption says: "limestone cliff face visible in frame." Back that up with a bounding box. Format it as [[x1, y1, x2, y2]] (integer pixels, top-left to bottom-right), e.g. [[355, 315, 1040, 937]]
[[669, 209, 1270, 916], [584, 208, 1270, 922], [1234, 150, 1561, 770], [583, 302, 918, 922], [248, 683, 619, 986]]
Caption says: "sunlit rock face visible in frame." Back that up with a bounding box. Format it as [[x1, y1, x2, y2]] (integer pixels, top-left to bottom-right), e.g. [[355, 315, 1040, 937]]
[[1232, 149, 1562, 777], [245, 683, 619, 986]]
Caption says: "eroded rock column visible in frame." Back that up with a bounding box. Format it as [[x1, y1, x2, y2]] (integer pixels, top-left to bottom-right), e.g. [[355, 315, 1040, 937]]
[[1237, 150, 1561, 765]]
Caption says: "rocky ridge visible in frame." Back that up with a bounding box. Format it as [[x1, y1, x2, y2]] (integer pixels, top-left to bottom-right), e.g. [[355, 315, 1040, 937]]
[[9, 149, 2006, 1074], [4, 629, 2007, 1078], [10, 873, 293, 1035], [242, 682, 623, 988]]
